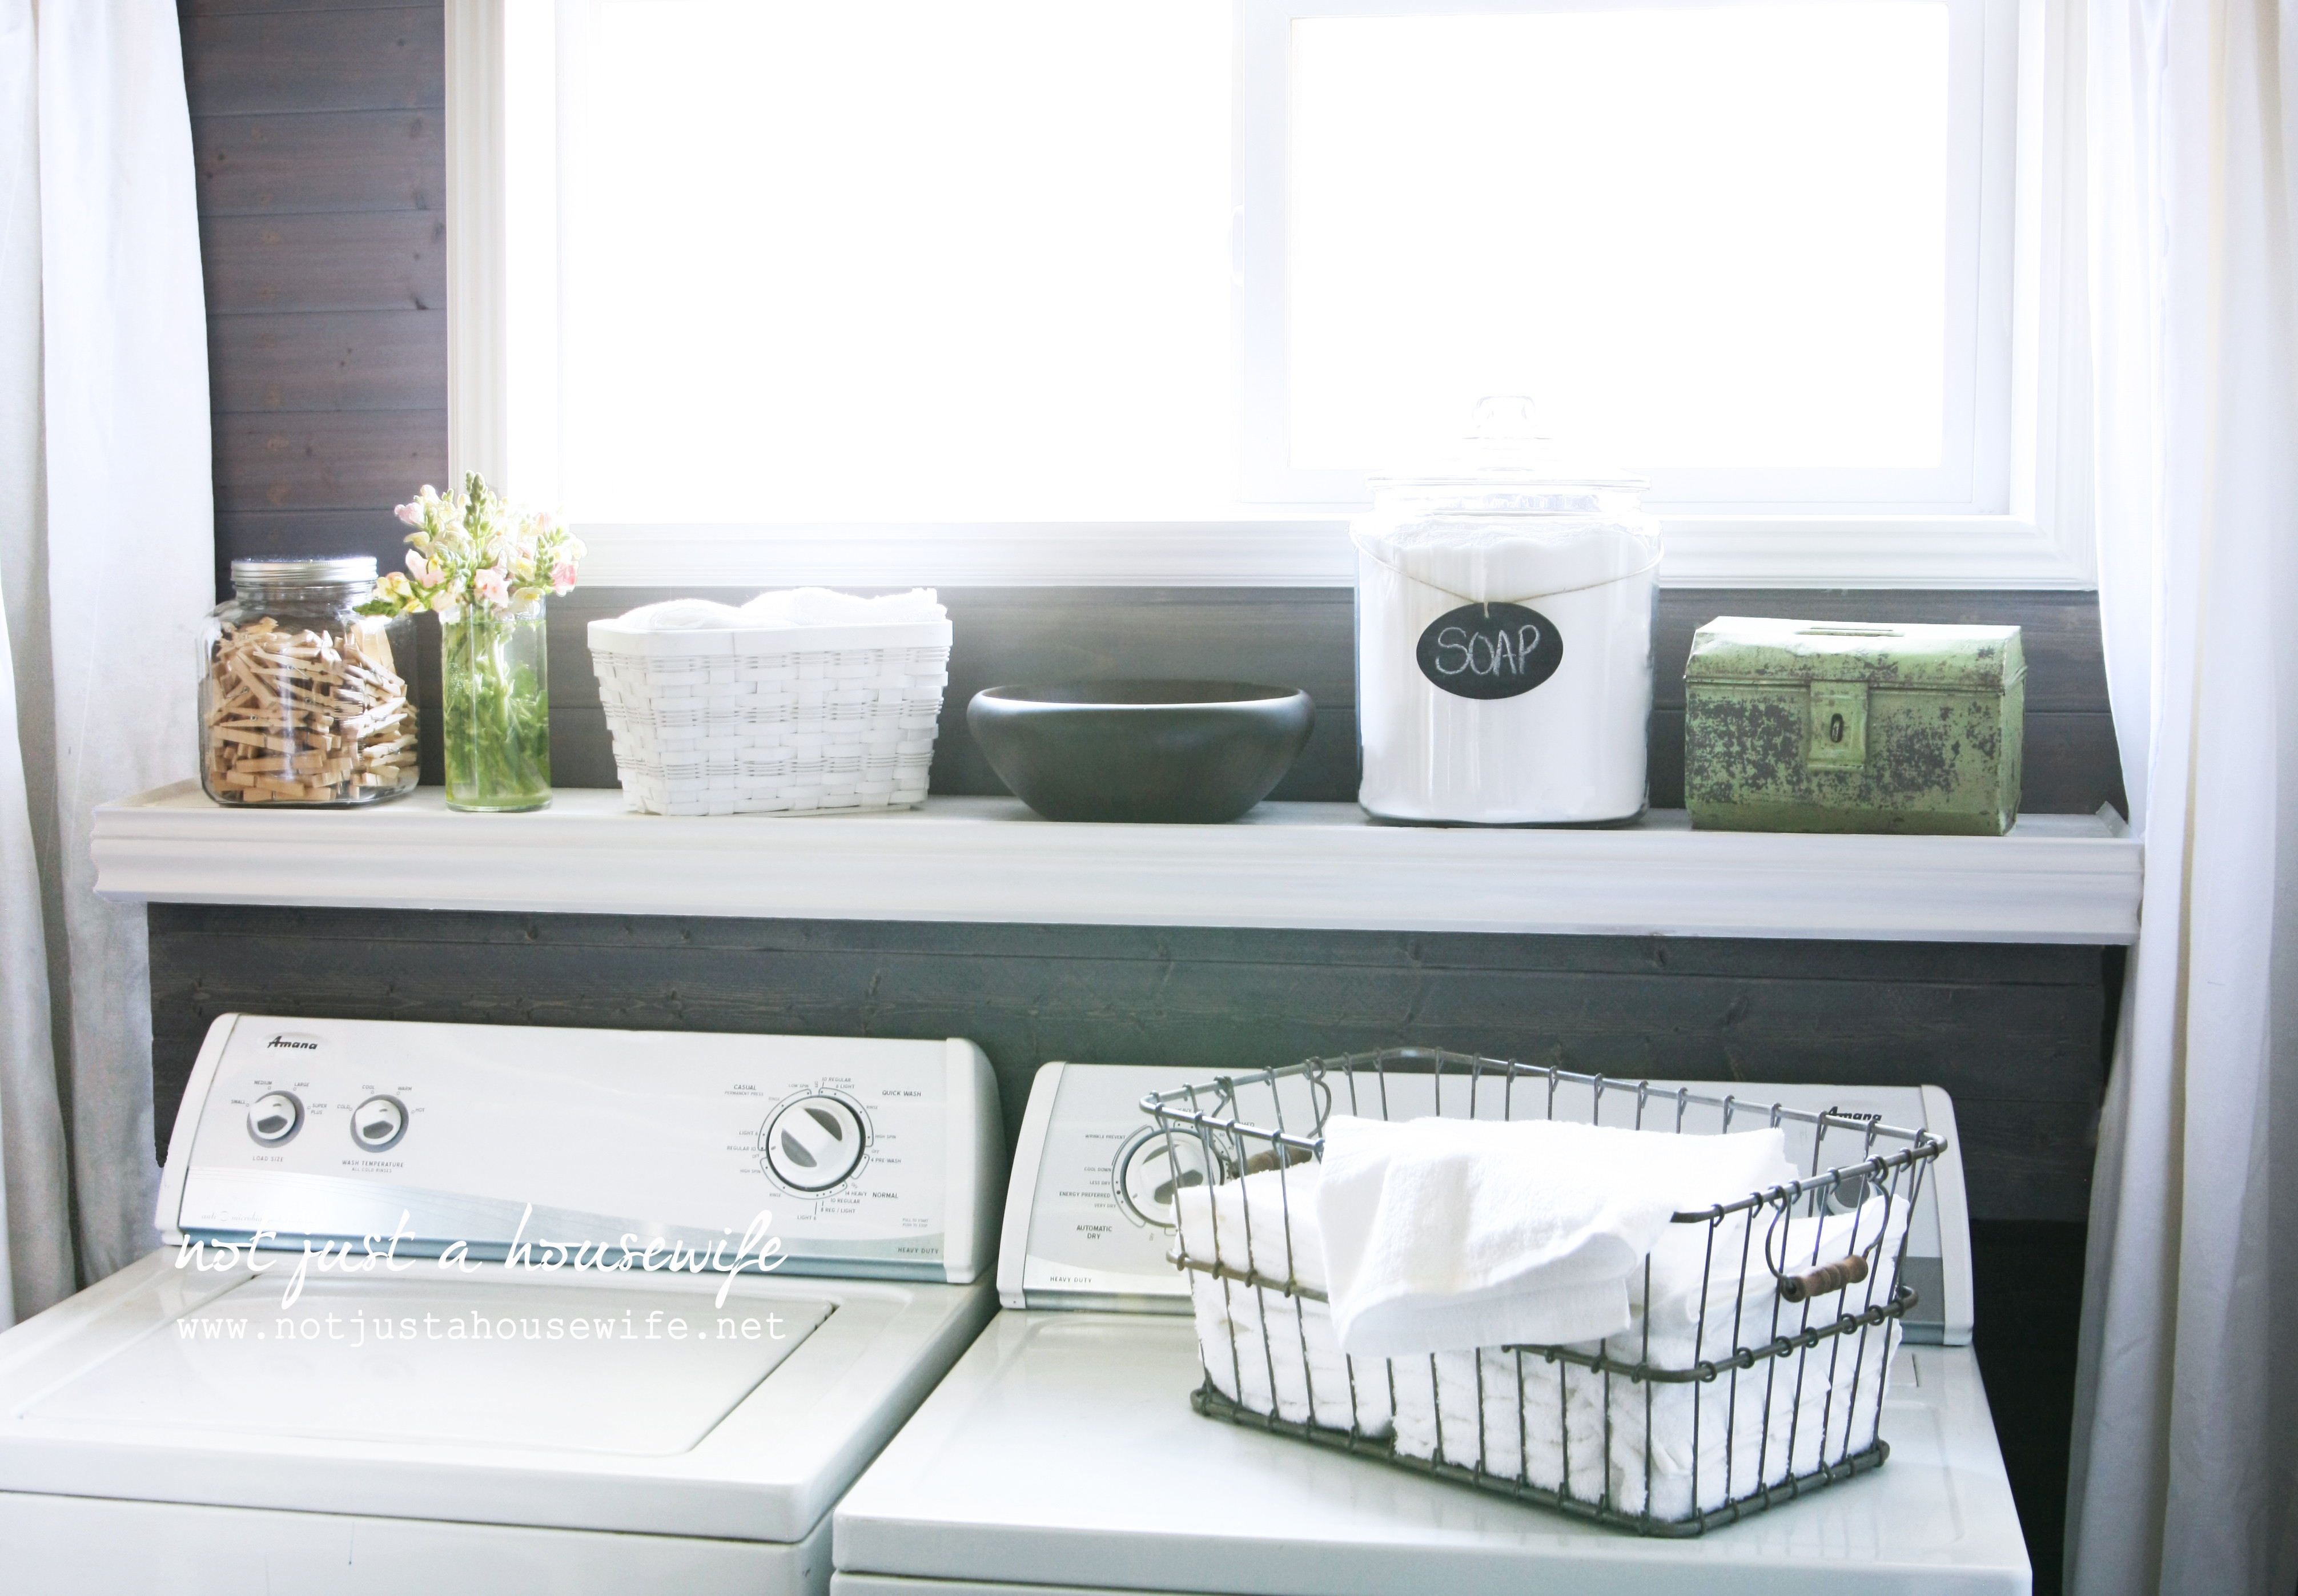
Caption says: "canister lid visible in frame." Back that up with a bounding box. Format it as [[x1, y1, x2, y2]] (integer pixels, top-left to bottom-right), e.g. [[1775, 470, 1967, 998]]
[[1352, 397, 1660, 604], [230, 556, 379, 586], [1368, 396, 1645, 513]]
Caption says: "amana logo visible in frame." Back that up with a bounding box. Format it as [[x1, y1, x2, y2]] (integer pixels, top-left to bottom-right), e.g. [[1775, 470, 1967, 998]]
[[266, 1035, 320, 1051]]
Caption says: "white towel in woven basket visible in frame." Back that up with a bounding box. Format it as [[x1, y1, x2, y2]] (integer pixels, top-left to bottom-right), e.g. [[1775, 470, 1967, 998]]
[[588, 613, 952, 817]]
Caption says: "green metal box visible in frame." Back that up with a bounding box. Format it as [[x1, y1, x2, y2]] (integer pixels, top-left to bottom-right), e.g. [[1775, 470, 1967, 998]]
[[1684, 617, 2024, 835]]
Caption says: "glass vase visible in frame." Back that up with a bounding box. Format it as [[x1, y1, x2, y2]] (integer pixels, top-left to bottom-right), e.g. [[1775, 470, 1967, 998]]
[[441, 603, 552, 812]]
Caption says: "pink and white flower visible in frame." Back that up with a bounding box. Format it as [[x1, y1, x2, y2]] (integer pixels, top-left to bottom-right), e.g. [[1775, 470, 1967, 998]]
[[377, 475, 576, 620]]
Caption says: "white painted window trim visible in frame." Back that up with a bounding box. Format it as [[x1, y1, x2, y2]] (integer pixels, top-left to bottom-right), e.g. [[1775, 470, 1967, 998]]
[[445, 0, 2093, 590], [445, 0, 504, 499]]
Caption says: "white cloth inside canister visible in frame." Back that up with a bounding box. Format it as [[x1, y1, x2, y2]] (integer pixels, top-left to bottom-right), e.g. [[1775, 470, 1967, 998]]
[[1350, 514, 1657, 607]]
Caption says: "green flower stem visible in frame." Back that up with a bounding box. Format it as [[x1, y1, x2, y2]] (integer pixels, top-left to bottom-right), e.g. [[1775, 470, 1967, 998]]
[[442, 608, 551, 812]]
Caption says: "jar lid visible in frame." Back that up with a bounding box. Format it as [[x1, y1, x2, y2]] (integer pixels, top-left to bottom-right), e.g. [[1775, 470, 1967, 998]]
[[1367, 396, 1644, 512], [230, 556, 379, 586]]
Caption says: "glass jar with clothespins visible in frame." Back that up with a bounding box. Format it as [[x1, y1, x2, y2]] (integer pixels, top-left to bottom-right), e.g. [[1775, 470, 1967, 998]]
[[198, 557, 420, 807]]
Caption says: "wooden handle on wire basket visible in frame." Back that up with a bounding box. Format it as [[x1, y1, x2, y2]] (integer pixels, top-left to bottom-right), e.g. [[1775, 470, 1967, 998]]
[[1779, 1254, 1870, 1302], [1243, 1145, 1314, 1175]]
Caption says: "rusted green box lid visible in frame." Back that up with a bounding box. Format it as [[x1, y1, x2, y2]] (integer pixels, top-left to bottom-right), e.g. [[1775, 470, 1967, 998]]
[[1684, 618, 2025, 835]]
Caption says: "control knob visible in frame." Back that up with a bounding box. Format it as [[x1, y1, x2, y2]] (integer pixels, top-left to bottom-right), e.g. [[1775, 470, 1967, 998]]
[[351, 1095, 408, 1151], [1114, 1126, 1216, 1229], [247, 1091, 303, 1145], [765, 1095, 867, 1191]]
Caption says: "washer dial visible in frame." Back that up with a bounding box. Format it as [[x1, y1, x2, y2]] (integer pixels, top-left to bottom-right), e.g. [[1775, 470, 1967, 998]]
[[1114, 1126, 1216, 1229], [351, 1095, 408, 1151], [247, 1091, 303, 1145], [765, 1095, 867, 1192]]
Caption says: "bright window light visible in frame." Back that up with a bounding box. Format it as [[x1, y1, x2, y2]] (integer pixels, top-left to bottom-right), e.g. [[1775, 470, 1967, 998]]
[[548, 0, 1234, 523], [1286, 6, 1952, 474], [505, 0, 2007, 538]]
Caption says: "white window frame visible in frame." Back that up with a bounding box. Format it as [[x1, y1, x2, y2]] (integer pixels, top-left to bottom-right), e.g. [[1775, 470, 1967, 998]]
[[444, 0, 2092, 589]]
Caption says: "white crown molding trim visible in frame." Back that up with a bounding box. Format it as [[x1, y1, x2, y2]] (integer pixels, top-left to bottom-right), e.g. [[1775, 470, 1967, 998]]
[[568, 516, 2097, 590], [97, 785, 2139, 944]]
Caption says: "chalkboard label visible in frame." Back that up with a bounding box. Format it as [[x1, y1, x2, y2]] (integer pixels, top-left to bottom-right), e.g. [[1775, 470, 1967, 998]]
[[1416, 603, 1563, 699]]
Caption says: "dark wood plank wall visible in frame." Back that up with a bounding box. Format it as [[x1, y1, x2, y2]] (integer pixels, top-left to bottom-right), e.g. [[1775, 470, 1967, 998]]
[[146, 908, 2107, 1224], [185, 0, 449, 598], [174, 9, 2100, 1583]]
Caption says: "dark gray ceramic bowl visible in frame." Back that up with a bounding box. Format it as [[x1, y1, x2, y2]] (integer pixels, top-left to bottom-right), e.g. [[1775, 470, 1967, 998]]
[[967, 681, 1316, 823]]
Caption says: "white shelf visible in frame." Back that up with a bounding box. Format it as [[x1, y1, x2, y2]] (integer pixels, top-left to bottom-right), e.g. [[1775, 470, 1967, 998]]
[[93, 782, 2140, 944]]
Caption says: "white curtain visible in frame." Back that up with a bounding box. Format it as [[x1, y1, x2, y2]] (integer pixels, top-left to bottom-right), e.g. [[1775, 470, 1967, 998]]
[[2068, 0, 2298, 1591], [0, 0, 213, 1324]]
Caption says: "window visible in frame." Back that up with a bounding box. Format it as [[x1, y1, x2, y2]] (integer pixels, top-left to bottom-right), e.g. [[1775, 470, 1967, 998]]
[[455, 0, 2087, 585]]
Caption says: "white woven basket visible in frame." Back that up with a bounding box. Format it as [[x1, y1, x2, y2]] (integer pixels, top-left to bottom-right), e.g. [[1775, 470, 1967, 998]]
[[588, 616, 953, 817]]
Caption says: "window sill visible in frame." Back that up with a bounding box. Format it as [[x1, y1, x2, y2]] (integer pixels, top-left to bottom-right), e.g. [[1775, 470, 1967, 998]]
[[565, 514, 2096, 590], [95, 782, 2138, 944]]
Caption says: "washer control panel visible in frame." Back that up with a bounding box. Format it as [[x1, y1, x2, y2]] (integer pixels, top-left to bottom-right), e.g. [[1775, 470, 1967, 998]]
[[162, 1016, 1005, 1284]]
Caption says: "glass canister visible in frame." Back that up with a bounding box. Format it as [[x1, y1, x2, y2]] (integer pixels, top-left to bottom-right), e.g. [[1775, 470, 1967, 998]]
[[198, 556, 420, 807], [1353, 399, 1661, 825]]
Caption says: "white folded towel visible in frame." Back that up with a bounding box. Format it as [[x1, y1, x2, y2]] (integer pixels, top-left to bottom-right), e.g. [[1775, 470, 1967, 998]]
[[1174, 1163, 1391, 1435], [1173, 1143, 1913, 1524], [1172, 1162, 1327, 1291], [609, 598, 752, 630], [1387, 1321, 1902, 1519], [738, 586, 946, 626], [609, 588, 947, 632], [1186, 1270, 1395, 1436], [1314, 1116, 1795, 1357], [1385, 1193, 1910, 1520]]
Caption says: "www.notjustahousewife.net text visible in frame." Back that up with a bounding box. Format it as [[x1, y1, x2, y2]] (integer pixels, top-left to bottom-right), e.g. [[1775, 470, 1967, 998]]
[[171, 1205, 787, 1310]]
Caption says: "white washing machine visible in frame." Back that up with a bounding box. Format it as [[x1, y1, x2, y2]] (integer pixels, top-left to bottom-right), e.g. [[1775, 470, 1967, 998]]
[[832, 1062, 2032, 1596], [0, 1014, 1006, 1594]]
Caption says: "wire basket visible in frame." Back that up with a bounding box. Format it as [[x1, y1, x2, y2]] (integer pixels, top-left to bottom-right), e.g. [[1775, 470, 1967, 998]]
[[1140, 1048, 1942, 1536], [588, 617, 951, 817]]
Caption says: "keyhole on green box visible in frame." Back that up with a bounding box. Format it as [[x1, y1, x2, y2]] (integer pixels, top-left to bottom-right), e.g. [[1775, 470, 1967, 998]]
[[1829, 713, 1846, 743]]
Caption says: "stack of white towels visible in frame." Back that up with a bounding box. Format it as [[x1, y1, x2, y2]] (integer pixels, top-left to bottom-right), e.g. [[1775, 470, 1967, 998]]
[[1173, 1116, 1907, 1521], [608, 588, 949, 630]]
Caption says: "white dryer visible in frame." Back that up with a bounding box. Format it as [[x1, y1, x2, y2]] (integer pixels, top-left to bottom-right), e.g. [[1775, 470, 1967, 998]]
[[0, 1014, 1006, 1594], [832, 1061, 2032, 1596]]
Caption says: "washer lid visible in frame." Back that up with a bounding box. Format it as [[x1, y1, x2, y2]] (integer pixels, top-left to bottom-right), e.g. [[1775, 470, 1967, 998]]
[[0, 1255, 995, 1543], [25, 1276, 831, 1456]]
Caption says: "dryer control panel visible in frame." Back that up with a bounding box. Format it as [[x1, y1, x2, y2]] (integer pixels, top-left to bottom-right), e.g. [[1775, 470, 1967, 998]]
[[996, 1063, 1206, 1313], [158, 1015, 1005, 1284]]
